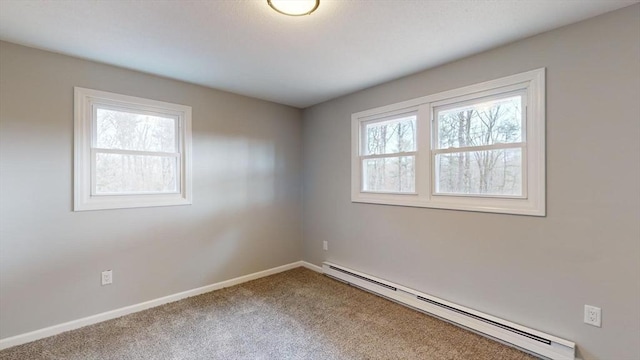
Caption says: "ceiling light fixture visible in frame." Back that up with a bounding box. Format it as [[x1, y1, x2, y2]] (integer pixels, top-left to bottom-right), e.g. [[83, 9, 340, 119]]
[[267, 0, 319, 16]]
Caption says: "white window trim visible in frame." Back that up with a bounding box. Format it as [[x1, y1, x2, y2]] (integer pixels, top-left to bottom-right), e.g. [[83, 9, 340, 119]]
[[74, 87, 192, 211], [351, 68, 545, 216]]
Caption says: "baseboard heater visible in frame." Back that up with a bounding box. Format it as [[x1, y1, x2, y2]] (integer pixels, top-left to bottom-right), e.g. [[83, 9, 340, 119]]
[[322, 262, 575, 360]]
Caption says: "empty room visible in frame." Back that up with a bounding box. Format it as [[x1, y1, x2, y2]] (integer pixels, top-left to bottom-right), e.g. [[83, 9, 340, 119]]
[[0, 1, 638, 359]]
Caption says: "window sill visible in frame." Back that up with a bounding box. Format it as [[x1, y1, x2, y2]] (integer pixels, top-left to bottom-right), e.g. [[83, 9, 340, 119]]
[[74, 193, 191, 211], [351, 193, 545, 216]]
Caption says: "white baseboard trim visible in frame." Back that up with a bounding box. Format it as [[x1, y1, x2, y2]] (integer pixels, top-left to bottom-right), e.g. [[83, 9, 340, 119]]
[[0, 261, 306, 351], [301, 261, 323, 273]]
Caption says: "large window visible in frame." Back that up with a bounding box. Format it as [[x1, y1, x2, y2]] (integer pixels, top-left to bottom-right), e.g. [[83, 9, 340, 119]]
[[74, 87, 192, 211], [351, 69, 545, 216]]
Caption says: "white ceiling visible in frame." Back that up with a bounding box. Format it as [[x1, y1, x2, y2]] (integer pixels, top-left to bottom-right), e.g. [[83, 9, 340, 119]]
[[0, 1, 637, 108]]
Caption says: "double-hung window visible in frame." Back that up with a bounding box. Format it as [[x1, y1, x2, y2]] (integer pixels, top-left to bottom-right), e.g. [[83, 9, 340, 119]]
[[351, 69, 545, 216], [361, 112, 417, 194], [74, 87, 192, 211], [432, 91, 526, 198]]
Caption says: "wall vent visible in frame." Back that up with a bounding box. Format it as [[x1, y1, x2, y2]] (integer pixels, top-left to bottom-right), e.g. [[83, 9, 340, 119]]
[[323, 262, 575, 360]]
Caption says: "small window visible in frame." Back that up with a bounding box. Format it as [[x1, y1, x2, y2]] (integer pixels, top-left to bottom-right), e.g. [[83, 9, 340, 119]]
[[74, 88, 192, 211], [361, 113, 417, 193], [351, 69, 545, 216]]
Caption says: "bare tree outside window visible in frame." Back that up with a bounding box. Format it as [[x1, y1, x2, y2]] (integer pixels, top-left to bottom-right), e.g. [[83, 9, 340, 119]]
[[352, 69, 544, 215], [435, 95, 523, 196], [362, 115, 416, 193], [75, 87, 192, 211], [94, 108, 178, 194]]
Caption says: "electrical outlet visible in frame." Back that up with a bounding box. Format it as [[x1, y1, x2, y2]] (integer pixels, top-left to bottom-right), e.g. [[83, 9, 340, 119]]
[[323, 241, 328, 251], [101, 270, 113, 286], [584, 305, 601, 327]]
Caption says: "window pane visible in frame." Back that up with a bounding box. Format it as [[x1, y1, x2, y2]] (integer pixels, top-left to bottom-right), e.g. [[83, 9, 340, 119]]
[[436, 95, 522, 149], [365, 115, 416, 155], [435, 148, 522, 196], [363, 156, 415, 193], [96, 108, 176, 152], [95, 153, 177, 194]]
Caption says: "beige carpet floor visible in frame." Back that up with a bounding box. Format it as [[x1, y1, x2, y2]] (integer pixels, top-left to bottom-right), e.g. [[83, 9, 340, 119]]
[[0, 268, 535, 360]]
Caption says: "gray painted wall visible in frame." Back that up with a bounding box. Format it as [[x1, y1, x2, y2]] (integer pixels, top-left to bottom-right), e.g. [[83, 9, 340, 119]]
[[1, 4, 639, 360], [302, 5, 639, 360], [0, 41, 302, 338]]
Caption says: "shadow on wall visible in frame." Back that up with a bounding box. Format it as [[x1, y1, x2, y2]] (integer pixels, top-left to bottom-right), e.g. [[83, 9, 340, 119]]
[[0, 132, 300, 337], [197, 136, 278, 212]]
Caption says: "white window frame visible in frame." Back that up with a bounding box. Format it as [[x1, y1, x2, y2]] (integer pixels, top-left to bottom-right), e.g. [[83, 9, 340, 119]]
[[74, 87, 192, 211], [351, 68, 545, 216], [360, 111, 418, 194]]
